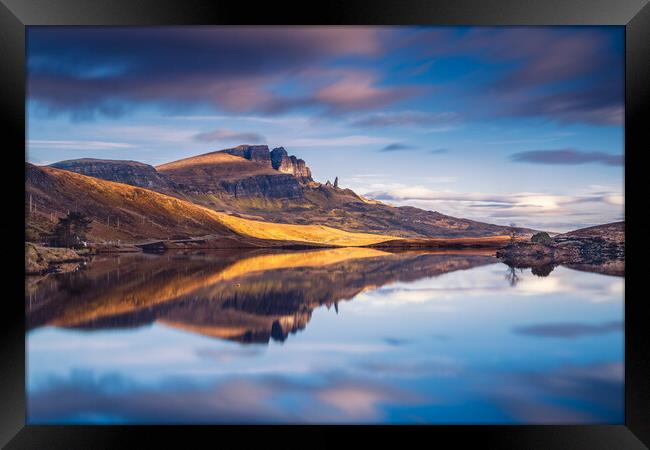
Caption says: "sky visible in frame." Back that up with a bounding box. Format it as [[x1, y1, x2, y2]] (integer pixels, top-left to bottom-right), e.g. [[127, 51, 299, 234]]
[[26, 26, 625, 231]]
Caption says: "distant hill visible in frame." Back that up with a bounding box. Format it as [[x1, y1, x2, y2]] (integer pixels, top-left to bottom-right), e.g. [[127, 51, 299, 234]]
[[45, 144, 533, 239], [26, 163, 396, 247], [50, 158, 172, 191]]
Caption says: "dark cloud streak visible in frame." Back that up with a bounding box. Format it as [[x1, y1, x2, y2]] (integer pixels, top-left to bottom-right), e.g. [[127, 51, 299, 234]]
[[380, 143, 415, 152], [513, 321, 623, 338], [510, 149, 623, 166]]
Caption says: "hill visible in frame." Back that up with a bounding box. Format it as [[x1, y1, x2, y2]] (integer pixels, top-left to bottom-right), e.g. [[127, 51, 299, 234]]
[[26, 163, 397, 247], [49, 144, 533, 238]]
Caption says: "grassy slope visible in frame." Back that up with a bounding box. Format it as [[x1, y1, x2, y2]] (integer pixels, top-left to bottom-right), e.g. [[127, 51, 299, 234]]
[[156, 151, 278, 181], [26, 164, 398, 247]]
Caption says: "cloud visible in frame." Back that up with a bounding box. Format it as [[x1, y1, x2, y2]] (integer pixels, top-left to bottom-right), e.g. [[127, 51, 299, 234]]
[[352, 111, 460, 128], [500, 88, 624, 126], [27, 27, 412, 119], [512, 321, 623, 338], [411, 27, 623, 126], [510, 149, 623, 166], [28, 371, 420, 423], [362, 185, 624, 231], [380, 143, 415, 152], [27, 27, 623, 128], [193, 128, 265, 143], [489, 362, 623, 423], [311, 71, 419, 114], [27, 139, 135, 150], [283, 135, 389, 147]]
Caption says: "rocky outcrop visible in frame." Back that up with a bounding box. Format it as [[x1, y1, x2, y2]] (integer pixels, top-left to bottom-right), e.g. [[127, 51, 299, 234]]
[[50, 158, 171, 190], [220, 174, 304, 199], [221, 145, 272, 165], [270, 147, 312, 183], [221, 145, 313, 183], [496, 222, 624, 276]]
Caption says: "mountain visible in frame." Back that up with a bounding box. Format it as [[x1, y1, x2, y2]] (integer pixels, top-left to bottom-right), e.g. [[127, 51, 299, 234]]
[[156, 147, 304, 201], [26, 163, 395, 247], [219, 144, 312, 182], [44, 144, 532, 239]]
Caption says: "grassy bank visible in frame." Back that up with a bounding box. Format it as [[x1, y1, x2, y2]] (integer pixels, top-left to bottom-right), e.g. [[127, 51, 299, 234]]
[[25, 243, 89, 275]]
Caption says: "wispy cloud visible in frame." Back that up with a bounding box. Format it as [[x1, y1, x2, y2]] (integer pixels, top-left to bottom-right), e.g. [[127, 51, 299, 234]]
[[352, 111, 460, 128], [513, 321, 622, 338], [413, 27, 623, 126], [27, 139, 135, 150], [363, 185, 624, 231], [193, 128, 265, 143], [284, 135, 389, 147], [380, 143, 415, 152], [510, 149, 623, 166], [27, 28, 402, 119]]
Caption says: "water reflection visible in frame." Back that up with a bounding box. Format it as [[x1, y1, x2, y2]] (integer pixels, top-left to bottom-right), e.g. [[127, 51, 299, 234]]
[[26, 248, 624, 424], [27, 248, 495, 344]]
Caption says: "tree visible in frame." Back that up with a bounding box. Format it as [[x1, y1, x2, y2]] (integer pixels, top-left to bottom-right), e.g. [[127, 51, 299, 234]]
[[48, 211, 92, 248], [531, 232, 553, 244], [333, 176, 339, 188], [508, 222, 518, 243]]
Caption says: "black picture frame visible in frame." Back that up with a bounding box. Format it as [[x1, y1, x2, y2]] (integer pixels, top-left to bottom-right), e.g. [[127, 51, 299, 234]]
[[1, 0, 648, 448]]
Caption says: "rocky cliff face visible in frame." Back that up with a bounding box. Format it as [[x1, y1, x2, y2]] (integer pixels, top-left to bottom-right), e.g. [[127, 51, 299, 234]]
[[270, 147, 312, 182], [50, 158, 171, 190], [220, 173, 304, 199], [155, 149, 305, 201], [221, 145, 312, 183], [221, 145, 272, 165]]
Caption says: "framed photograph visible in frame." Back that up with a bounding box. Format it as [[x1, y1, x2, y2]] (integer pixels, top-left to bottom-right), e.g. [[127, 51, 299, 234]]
[[2, 0, 648, 447]]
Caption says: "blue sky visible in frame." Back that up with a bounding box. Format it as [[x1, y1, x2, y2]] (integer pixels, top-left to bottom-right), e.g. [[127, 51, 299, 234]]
[[26, 26, 624, 231]]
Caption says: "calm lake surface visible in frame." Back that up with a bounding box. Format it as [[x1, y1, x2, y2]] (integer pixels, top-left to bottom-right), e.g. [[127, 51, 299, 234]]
[[26, 248, 624, 424]]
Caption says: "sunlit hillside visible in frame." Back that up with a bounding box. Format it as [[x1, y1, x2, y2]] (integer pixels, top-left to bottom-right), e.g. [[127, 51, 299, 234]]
[[26, 164, 398, 247]]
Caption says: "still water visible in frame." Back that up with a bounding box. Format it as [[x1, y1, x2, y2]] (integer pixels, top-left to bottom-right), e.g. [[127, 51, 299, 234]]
[[26, 248, 624, 424]]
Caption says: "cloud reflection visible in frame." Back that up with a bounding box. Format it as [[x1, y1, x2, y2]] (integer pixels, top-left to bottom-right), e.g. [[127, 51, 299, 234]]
[[513, 321, 623, 338]]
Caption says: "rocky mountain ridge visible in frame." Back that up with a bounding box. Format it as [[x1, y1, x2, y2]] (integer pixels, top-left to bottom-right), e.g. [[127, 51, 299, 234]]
[[50, 158, 172, 191], [221, 145, 313, 183], [41, 144, 535, 239]]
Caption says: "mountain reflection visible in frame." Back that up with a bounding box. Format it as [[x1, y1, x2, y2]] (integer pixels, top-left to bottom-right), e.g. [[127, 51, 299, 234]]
[[26, 248, 496, 344]]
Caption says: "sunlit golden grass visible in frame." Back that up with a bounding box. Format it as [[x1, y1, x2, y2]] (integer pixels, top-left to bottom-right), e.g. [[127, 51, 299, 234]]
[[211, 212, 398, 246], [156, 151, 277, 179], [41, 166, 400, 246], [373, 235, 514, 248]]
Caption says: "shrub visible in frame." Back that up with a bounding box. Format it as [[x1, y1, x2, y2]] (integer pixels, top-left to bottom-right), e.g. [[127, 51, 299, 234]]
[[531, 232, 553, 244], [48, 211, 92, 248]]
